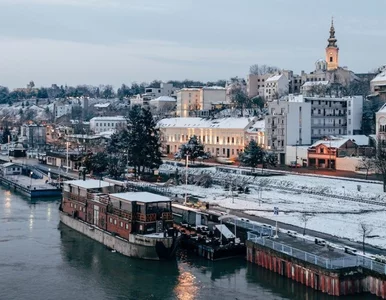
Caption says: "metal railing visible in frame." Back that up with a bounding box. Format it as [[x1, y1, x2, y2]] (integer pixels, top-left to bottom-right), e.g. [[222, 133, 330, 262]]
[[247, 232, 386, 274]]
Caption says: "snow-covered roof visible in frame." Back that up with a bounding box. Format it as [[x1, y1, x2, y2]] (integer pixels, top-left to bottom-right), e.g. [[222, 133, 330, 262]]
[[302, 81, 329, 87], [371, 71, 386, 84], [96, 130, 115, 138], [64, 179, 112, 189], [90, 116, 126, 122], [158, 117, 254, 129], [310, 138, 351, 148], [202, 86, 226, 90], [247, 120, 265, 133], [150, 96, 176, 102], [341, 135, 369, 146], [379, 103, 386, 113], [2, 162, 20, 168], [94, 103, 110, 108], [110, 192, 170, 203], [266, 74, 285, 82]]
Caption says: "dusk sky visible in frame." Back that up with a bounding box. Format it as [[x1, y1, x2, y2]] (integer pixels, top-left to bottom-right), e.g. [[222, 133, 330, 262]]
[[0, 0, 385, 88]]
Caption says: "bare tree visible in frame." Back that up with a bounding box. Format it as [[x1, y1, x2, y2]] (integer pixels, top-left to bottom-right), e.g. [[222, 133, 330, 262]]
[[359, 155, 375, 180], [299, 213, 314, 236], [359, 222, 373, 255], [249, 64, 280, 75], [373, 138, 386, 192]]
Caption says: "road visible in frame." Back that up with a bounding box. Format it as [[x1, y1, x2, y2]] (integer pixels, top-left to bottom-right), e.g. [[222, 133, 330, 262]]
[[211, 204, 386, 256]]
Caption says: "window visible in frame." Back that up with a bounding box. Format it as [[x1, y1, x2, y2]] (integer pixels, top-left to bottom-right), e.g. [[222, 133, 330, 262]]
[[125, 224, 129, 230], [120, 221, 123, 227], [74, 204, 77, 209], [232, 149, 234, 155], [330, 57, 333, 62], [231, 137, 234, 144], [70, 203, 73, 208], [348, 119, 351, 125], [320, 148, 324, 153], [109, 217, 113, 223], [227, 137, 230, 143], [114, 219, 117, 225], [216, 136, 219, 143], [348, 110, 351, 115]]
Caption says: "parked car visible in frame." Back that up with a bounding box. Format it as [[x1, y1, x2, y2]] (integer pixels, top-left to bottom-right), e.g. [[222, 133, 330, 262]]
[[289, 161, 301, 168], [216, 157, 234, 165]]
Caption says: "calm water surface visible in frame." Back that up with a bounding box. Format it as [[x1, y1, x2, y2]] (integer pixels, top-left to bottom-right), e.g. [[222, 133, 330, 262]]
[[0, 187, 378, 300]]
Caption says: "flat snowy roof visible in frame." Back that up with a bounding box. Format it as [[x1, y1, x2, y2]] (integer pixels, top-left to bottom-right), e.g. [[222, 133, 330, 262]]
[[64, 179, 112, 189], [110, 192, 170, 203], [158, 117, 253, 129]]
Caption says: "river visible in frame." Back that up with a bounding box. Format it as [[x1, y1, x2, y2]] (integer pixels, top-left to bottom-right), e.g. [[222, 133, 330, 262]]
[[0, 187, 378, 300]]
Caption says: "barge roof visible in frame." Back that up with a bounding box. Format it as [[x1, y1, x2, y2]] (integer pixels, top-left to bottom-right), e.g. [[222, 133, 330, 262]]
[[64, 179, 112, 189], [110, 192, 170, 203]]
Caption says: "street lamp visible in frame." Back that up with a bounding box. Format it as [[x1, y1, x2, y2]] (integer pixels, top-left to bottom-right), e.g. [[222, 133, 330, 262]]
[[30, 171, 33, 188], [48, 168, 51, 182], [184, 154, 189, 205]]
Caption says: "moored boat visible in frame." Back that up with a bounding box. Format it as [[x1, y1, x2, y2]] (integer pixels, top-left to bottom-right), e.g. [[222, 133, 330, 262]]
[[59, 179, 178, 260]]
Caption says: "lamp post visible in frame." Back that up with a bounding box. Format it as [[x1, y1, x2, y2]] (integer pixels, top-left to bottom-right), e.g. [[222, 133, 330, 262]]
[[295, 140, 299, 167], [66, 141, 69, 173], [30, 171, 33, 188], [48, 168, 51, 183], [184, 154, 189, 205]]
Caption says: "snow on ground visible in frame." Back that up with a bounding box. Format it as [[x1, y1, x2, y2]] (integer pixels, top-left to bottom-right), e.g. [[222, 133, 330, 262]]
[[160, 164, 386, 249], [245, 210, 386, 249]]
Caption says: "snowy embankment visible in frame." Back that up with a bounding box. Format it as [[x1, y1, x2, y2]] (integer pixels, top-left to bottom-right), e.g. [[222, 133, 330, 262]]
[[160, 164, 386, 249]]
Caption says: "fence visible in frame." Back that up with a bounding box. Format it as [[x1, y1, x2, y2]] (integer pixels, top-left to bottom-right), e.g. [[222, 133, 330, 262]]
[[247, 232, 386, 274]]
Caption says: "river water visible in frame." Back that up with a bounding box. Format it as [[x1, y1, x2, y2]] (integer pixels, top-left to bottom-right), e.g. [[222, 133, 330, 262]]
[[0, 187, 378, 300]]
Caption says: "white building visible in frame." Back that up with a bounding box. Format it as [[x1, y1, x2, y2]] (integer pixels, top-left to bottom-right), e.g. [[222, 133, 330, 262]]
[[289, 95, 363, 143], [370, 70, 386, 97], [376, 103, 386, 138], [144, 83, 176, 99], [265, 100, 312, 164], [55, 103, 72, 119], [176, 87, 227, 117], [149, 96, 176, 112], [158, 117, 258, 158], [264, 74, 288, 101], [1, 162, 22, 176], [89, 116, 127, 134]]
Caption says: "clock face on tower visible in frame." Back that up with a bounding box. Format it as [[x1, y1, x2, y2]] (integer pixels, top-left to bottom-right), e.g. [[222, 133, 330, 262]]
[[379, 116, 386, 125]]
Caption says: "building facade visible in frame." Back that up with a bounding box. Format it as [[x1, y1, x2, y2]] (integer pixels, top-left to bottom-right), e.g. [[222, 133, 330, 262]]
[[371, 70, 386, 99], [89, 116, 127, 134], [264, 74, 288, 101], [265, 100, 312, 164], [289, 95, 363, 143], [158, 117, 258, 158], [144, 83, 176, 99], [247, 73, 272, 98], [22, 124, 47, 149], [176, 87, 227, 117]]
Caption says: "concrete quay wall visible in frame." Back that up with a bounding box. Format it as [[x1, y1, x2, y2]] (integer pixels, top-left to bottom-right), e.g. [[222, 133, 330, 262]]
[[247, 241, 386, 298]]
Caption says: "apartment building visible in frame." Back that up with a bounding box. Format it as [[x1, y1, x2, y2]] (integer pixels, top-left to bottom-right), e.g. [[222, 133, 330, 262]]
[[264, 74, 288, 101], [144, 82, 176, 99], [246, 73, 272, 98], [89, 116, 127, 134], [158, 117, 258, 158], [176, 87, 227, 117], [265, 100, 311, 164], [21, 124, 47, 149], [371, 70, 386, 99]]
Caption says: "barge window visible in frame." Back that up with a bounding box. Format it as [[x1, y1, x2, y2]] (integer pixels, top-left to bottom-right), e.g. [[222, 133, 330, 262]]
[[120, 221, 123, 227], [114, 219, 117, 225], [70, 203, 73, 208], [109, 217, 112, 223], [125, 224, 129, 230]]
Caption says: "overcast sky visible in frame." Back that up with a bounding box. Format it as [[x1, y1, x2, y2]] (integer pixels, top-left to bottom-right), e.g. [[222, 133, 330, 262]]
[[0, 0, 385, 89]]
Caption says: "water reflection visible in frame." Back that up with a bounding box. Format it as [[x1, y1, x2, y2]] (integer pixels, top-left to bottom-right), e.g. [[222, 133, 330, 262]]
[[4, 190, 11, 217], [59, 223, 179, 300]]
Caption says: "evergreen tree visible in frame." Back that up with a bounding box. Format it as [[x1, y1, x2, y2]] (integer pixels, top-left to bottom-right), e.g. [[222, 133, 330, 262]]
[[109, 106, 162, 177], [238, 140, 264, 171], [178, 135, 205, 163], [239, 140, 277, 172], [2, 127, 11, 144], [107, 155, 126, 179]]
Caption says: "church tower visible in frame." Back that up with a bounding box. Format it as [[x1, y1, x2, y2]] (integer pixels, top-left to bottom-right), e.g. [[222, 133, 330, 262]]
[[326, 18, 339, 71]]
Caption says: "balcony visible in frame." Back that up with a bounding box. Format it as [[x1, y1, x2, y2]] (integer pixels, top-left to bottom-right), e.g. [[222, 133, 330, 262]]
[[162, 212, 173, 221], [136, 213, 157, 222]]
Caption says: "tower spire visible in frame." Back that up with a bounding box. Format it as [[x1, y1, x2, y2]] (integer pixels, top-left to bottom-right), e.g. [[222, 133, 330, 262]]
[[327, 17, 337, 47]]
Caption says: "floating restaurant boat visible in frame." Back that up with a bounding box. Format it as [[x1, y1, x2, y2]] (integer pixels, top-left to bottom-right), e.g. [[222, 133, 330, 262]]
[[59, 179, 179, 260]]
